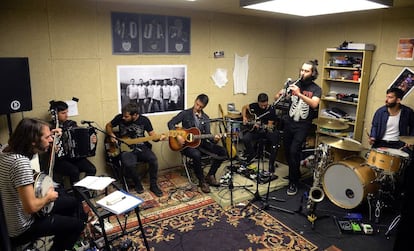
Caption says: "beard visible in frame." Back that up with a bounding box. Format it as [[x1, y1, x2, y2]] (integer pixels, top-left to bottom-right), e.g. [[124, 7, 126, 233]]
[[386, 101, 397, 108]]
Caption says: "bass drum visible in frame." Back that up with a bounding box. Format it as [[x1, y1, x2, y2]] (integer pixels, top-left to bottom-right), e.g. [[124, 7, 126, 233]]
[[322, 157, 378, 209]]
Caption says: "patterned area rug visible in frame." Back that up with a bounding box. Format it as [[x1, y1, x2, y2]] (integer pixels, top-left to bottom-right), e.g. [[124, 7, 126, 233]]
[[111, 202, 318, 250]]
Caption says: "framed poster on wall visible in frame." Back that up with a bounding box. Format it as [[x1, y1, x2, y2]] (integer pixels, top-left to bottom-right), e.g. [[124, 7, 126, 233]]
[[117, 65, 187, 115], [111, 12, 190, 54]]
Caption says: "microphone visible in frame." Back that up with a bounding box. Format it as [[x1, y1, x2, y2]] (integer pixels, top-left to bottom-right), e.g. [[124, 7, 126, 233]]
[[273, 78, 292, 107], [80, 120, 94, 125]]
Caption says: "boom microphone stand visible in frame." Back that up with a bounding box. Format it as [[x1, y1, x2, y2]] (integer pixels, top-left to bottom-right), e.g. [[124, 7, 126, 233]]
[[225, 118, 253, 207], [242, 137, 293, 216], [90, 124, 132, 191]]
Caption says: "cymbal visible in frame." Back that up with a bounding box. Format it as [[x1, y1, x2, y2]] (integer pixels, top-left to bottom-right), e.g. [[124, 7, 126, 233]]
[[399, 136, 414, 145], [319, 136, 365, 152], [313, 118, 349, 130]]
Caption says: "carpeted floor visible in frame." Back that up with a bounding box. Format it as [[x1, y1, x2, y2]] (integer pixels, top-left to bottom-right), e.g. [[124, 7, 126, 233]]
[[84, 161, 317, 250], [111, 202, 318, 251]]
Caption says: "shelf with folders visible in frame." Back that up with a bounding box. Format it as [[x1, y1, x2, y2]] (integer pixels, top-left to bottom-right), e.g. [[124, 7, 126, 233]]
[[317, 49, 372, 142]]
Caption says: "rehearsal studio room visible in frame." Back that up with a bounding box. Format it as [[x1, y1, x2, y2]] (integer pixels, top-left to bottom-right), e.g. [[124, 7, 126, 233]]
[[1, 0, 414, 250]]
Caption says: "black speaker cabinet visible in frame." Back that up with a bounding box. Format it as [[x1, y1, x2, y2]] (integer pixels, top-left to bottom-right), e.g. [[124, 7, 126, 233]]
[[0, 57, 32, 114]]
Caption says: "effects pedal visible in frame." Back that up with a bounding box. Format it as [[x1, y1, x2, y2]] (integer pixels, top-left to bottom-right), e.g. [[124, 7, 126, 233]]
[[351, 222, 362, 232], [337, 220, 352, 231], [361, 224, 373, 235]]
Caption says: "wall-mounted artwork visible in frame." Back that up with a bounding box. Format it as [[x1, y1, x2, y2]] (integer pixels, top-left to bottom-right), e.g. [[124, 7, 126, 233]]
[[111, 12, 190, 54], [117, 65, 187, 115], [388, 67, 414, 99]]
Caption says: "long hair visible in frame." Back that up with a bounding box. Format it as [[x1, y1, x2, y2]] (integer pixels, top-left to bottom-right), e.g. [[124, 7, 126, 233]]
[[5, 118, 50, 159]]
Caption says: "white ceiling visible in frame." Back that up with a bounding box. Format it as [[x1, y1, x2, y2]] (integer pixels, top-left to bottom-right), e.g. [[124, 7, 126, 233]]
[[99, 0, 414, 19]]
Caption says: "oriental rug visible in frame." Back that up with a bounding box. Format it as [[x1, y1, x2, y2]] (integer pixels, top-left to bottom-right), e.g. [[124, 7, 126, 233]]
[[111, 202, 318, 251]]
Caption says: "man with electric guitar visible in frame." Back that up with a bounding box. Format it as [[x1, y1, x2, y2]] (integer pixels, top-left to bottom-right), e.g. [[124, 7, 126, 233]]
[[0, 118, 85, 250], [241, 93, 280, 173], [167, 94, 227, 193], [106, 102, 167, 197]]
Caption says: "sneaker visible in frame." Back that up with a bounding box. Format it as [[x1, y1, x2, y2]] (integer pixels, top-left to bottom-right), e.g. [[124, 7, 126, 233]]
[[199, 181, 210, 193], [135, 183, 144, 194], [287, 183, 298, 196], [150, 184, 163, 197], [205, 175, 220, 187]]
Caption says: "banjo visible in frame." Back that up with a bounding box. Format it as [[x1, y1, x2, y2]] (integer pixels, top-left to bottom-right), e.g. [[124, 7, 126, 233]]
[[33, 108, 58, 215]]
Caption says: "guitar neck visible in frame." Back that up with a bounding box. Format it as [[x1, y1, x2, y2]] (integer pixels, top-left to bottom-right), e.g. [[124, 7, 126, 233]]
[[121, 134, 161, 145]]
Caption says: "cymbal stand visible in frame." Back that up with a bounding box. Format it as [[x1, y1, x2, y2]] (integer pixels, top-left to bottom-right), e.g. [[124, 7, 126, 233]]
[[225, 119, 253, 208]]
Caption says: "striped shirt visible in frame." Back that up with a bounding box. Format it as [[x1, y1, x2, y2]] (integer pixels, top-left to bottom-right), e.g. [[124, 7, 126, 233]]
[[0, 152, 35, 237]]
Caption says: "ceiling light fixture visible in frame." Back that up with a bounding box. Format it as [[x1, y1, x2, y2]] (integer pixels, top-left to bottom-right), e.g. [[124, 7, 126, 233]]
[[240, 0, 393, 17]]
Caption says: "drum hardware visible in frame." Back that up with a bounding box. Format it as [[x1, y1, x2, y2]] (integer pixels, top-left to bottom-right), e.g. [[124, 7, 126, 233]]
[[319, 136, 366, 152], [313, 117, 349, 130]]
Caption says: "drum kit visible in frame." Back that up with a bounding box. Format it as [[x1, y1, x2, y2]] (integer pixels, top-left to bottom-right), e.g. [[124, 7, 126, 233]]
[[311, 118, 411, 222]]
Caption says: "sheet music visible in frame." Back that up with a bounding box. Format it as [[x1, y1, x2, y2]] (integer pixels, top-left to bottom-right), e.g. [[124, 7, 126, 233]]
[[96, 190, 143, 215], [74, 176, 115, 190]]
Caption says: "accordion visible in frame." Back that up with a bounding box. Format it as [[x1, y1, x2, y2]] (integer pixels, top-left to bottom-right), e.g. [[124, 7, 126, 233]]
[[57, 127, 97, 159]]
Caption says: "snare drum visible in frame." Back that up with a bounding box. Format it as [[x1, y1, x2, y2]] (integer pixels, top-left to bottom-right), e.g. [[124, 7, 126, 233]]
[[366, 147, 409, 173]]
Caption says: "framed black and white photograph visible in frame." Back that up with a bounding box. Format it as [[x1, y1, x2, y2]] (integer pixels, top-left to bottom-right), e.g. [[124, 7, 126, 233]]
[[117, 65, 187, 115], [388, 67, 414, 99]]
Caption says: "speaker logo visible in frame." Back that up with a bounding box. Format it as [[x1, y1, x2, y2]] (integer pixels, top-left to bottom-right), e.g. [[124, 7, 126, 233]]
[[10, 100, 22, 111]]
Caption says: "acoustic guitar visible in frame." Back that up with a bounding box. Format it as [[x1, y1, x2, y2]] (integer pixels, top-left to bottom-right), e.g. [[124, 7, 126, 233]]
[[168, 127, 226, 151], [241, 109, 274, 133], [105, 134, 164, 157]]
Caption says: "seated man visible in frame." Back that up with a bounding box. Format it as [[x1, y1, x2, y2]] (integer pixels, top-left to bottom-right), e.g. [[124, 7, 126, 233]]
[[241, 93, 280, 172], [167, 94, 227, 193], [50, 101, 97, 186], [105, 102, 166, 197]]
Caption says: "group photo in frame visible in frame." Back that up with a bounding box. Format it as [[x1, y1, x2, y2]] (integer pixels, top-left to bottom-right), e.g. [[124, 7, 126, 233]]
[[388, 67, 414, 99], [111, 12, 191, 54], [117, 65, 187, 115]]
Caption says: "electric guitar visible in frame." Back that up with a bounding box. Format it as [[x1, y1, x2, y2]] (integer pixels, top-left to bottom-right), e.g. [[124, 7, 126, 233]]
[[168, 127, 227, 151]]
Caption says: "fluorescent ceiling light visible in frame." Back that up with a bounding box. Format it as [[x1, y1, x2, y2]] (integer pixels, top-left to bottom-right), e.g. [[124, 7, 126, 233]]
[[240, 0, 393, 17]]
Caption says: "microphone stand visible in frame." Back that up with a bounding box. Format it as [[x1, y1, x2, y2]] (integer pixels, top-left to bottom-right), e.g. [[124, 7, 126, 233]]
[[88, 124, 132, 191], [224, 118, 253, 208]]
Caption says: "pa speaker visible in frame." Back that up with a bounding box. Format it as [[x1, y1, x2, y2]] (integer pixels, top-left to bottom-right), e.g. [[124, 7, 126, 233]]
[[0, 57, 32, 114]]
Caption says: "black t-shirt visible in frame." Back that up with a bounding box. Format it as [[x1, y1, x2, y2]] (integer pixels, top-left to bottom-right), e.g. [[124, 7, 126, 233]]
[[288, 79, 322, 123], [248, 103, 277, 124], [110, 114, 153, 139]]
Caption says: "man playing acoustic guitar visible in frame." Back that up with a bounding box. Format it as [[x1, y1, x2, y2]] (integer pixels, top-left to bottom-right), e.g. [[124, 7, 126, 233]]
[[106, 102, 167, 197], [241, 93, 280, 173], [167, 94, 227, 193]]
